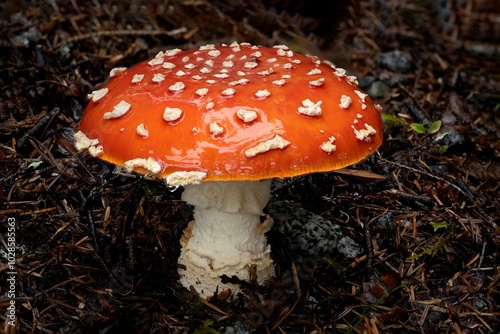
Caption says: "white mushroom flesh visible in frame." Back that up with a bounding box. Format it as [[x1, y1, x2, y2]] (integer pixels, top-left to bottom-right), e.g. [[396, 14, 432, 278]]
[[209, 122, 224, 135], [124, 157, 161, 174], [297, 99, 323, 116], [163, 107, 183, 122], [339, 94, 352, 109], [89, 88, 109, 103], [236, 109, 258, 123], [245, 135, 290, 158], [103, 100, 131, 119], [353, 123, 377, 141], [136, 123, 149, 137]]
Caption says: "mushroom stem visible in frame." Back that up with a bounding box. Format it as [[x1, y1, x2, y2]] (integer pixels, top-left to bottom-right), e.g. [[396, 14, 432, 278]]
[[178, 180, 275, 297]]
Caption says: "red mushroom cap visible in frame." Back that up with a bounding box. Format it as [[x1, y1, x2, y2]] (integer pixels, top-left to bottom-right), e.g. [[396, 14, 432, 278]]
[[75, 43, 383, 184]]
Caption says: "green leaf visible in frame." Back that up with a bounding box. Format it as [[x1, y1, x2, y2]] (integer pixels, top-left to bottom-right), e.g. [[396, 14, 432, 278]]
[[429, 221, 449, 232], [410, 123, 426, 134], [428, 120, 442, 134], [28, 161, 43, 169], [381, 112, 407, 129], [435, 145, 449, 154], [193, 320, 221, 334], [409, 234, 451, 260]]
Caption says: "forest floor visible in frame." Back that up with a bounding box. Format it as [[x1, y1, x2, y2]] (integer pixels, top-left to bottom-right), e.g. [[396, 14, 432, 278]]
[[0, 0, 499, 333]]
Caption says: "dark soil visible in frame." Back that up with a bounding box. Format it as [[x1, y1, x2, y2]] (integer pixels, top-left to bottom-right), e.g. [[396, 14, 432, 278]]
[[1, 0, 499, 333]]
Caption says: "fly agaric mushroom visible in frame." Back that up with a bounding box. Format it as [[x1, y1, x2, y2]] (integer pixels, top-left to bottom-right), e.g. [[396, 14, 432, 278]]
[[75, 42, 383, 298]]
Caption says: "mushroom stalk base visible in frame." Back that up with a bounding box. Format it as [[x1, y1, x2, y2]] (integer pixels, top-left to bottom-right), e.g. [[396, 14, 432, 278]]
[[178, 180, 274, 298]]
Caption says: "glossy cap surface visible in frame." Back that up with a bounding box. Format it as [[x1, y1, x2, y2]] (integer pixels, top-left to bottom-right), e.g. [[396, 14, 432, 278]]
[[75, 43, 383, 185]]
